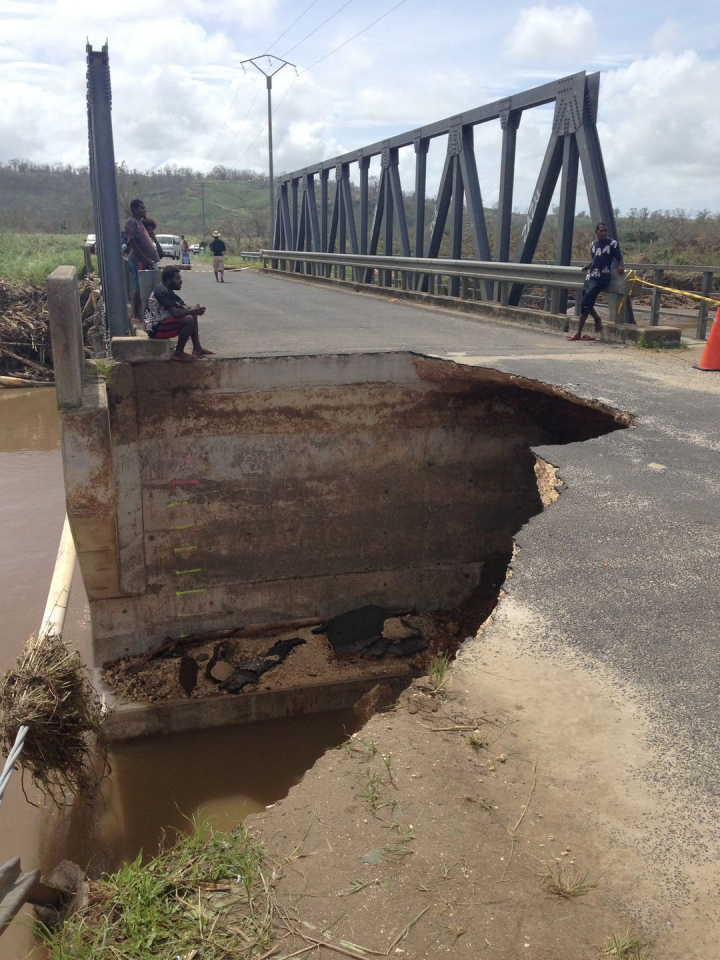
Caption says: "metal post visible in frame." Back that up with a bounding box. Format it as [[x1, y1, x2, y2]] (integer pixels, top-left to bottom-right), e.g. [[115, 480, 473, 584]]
[[267, 76, 274, 244], [86, 44, 129, 339], [650, 269, 663, 326], [697, 270, 713, 340], [552, 134, 579, 320], [241, 56, 296, 248], [201, 181, 206, 239]]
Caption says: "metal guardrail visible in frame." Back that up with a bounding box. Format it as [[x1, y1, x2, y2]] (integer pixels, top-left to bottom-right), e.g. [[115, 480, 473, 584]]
[[258, 249, 632, 326], [626, 263, 717, 337], [259, 250, 720, 338]]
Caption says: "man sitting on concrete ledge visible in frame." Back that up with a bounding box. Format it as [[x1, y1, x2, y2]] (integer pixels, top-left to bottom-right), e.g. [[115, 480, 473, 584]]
[[145, 265, 215, 362]]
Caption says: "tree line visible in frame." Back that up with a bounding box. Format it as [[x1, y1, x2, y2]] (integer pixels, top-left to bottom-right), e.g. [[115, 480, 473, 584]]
[[2, 160, 719, 265]]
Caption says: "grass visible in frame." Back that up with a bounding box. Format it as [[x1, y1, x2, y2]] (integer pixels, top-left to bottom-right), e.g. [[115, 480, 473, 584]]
[[342, 735, 377, 761], [41, 818, 278, 960], [91, 358, 117, 381], [358, 769, 384, 811], [427, 653, 452, 694], [541, 864, 600, 899], [635, 335, 687, 350], [601, 931, 654, 959], [0, 232, 86, 283]]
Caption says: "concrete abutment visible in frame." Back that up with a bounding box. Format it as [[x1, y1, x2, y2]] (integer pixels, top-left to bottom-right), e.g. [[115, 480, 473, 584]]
[[47, 267, 628, 739]]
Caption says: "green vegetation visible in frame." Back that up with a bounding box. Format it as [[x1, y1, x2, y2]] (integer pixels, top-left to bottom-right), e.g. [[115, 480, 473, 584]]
[[0, 232, 85, 283], [41, 819, 278, 960], [636, 335, 688, 350], [427, 653, 452, 694], [3, 161, 720, 267]]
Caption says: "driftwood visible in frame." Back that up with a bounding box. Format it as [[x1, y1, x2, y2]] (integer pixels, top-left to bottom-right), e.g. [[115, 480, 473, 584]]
[[0, 346, 53, 378]]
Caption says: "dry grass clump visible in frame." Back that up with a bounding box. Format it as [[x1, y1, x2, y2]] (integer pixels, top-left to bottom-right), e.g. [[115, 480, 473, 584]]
[[542, 863, 600, 899], [0, 631, 107, 805]]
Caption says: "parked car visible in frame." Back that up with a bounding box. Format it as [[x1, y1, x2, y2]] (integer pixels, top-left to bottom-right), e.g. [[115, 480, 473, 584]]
[[85, 233, 96, 254], [155, 234, 181, 259], [189, 243, 202, 254]]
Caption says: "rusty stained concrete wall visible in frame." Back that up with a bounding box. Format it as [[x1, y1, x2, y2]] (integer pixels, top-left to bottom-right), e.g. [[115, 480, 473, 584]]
[[60, 351, 616, 668]]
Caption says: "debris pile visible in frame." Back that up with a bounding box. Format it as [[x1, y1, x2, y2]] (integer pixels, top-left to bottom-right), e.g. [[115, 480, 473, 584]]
[[0, 631, 107, 805], [0, 276, 103, 383], [103, 609, 438, 705]]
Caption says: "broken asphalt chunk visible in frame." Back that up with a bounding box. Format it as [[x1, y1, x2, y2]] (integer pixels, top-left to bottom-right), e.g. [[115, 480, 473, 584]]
[[321, 605, 390, 655], [178, 655, 199, 695], [219, 669, 260, 694]]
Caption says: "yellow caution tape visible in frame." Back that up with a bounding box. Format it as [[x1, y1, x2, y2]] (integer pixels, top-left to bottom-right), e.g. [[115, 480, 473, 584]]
[[624, 270, 720, 308]]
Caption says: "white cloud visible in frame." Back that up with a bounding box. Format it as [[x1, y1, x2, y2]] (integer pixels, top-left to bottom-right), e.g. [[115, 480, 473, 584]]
[[599, 51, 720, 209], [506, 4, 596, 63]]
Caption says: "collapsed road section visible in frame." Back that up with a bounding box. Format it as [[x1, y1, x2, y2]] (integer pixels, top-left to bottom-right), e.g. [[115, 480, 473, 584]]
[[50, 311, 627, 739]]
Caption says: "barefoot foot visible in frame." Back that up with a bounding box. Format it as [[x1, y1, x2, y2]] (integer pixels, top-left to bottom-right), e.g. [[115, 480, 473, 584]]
[[172, 352, 196, 362]]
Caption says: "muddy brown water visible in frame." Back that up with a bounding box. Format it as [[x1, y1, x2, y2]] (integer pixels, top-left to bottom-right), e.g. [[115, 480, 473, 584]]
[[0, 388, 354, 958]]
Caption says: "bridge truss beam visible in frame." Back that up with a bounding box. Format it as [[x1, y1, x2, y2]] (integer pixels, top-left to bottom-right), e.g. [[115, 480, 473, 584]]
[[273, 71, 619, 310]]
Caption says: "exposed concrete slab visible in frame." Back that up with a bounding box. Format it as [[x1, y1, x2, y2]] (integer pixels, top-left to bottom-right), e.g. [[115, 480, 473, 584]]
[[111, 337, 174, 363], [98, 668, 412, 741]]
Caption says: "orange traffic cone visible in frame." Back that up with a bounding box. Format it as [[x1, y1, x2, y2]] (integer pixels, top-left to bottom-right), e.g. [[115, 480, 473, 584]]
[[697, 308, 720, 371]]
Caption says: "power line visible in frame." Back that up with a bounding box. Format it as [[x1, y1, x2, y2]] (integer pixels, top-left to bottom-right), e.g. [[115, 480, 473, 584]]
[[281, 0, 354, 57], [204, 71, 248, 165], [230, 0, 410, 168], [218, 85, 264, 164], [271, 0, 410, 117], [298, 0, 408, 73], [266, 0, 322, 52]]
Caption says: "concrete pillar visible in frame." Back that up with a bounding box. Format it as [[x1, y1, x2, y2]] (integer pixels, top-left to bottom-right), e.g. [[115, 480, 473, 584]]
[[46, 266, 85, 410]]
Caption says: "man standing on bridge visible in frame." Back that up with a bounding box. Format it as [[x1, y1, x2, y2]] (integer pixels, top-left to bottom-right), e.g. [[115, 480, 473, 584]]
[[209, 230, 227, 283], [125, 198, 162, 321], [145, 265, 214, 362], [569, 221, 624, 342]]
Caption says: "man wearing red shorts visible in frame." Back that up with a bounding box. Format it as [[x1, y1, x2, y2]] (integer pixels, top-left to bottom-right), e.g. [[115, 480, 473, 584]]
[[144, 265, 215, 363]]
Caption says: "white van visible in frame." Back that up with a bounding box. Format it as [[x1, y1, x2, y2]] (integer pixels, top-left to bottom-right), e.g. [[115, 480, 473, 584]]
[[155, 234, 181, 259]]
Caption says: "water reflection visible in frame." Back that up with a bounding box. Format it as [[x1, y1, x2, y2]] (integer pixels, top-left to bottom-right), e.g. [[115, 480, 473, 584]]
[[0, 389, 59, 453]]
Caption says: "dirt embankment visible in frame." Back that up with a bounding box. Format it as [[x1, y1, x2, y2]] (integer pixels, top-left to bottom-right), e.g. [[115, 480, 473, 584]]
[[249, 673, 648, 960]]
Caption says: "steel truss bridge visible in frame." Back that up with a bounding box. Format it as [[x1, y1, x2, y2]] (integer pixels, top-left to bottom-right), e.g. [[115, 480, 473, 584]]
[[85, 48, 628, 335], [273, 71, 617, 314]]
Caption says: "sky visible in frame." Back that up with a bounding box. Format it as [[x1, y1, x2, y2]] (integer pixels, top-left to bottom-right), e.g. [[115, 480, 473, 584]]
[[2, 0, 720, 214]]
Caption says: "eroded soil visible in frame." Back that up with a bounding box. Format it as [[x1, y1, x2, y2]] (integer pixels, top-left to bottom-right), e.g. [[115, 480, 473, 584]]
[[249, 676, 637, 960]]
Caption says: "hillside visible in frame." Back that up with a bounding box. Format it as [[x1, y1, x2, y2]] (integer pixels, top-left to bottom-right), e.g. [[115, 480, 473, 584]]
[[2, 161, 720, 265]]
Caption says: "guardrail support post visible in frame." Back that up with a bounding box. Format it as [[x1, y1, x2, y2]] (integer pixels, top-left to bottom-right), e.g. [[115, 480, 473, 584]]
[[650, 269, 663, 326], [697, 270, 713, 340], [460, 277, 468, 301]]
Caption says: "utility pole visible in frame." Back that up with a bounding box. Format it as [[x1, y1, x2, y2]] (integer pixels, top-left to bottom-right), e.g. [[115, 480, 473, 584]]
[[201, 180, 205, 240], [240, 56, 296, 245]]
